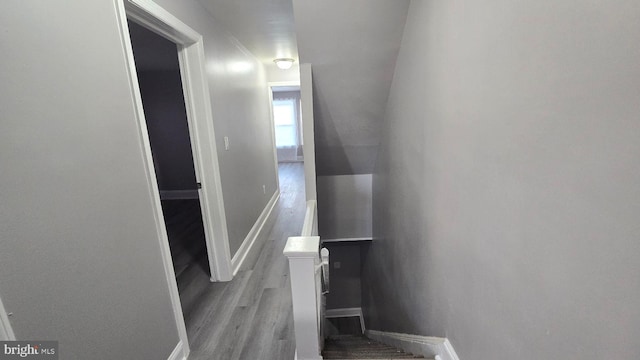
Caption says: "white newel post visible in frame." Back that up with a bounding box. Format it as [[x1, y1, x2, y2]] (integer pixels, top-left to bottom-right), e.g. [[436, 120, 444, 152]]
[[284, 236, 323, 360]]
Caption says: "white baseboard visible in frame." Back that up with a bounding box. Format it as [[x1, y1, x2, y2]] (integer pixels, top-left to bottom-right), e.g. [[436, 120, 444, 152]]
[[442, 338, 460, 360], [167, 340, 187, 360], [231, 190, 280, 275], [325, 307, 365, 334], [365, 330, 460, 360], [321, 237, 373, 243], [160, 189, 199, 200]]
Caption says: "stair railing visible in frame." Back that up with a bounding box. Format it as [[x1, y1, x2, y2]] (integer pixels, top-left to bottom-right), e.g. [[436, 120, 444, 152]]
[[320, 247, 329, 294], [284, 200, 329, 360]]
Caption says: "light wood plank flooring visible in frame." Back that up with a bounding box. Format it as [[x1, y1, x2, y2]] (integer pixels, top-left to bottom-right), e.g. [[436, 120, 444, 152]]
[[168, 163, 305, 360]]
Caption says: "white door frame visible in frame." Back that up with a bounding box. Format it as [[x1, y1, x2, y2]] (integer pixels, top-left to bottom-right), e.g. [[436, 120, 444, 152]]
[[268, 80, 301, 189], [298, 65, 318, 202], [115, 0, 234, 355], [269, 72, 317, 202], [119, 0, 232, 282]]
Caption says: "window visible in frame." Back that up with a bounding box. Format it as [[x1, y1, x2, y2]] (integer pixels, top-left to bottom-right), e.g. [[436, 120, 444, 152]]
[[273, 99, 298, 147]]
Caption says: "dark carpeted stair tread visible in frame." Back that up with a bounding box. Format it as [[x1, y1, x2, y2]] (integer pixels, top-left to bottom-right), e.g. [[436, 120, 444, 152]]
[[324, 348, 406, 353], [324, 344, 404, 347], [324, 346, 409, 352], [322, 335, 425, 359], [324, 348, 408, 354], [322, 352, 427, 358]]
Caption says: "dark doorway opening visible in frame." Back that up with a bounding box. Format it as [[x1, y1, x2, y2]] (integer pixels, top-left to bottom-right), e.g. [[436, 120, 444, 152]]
[[128, 20, 210, 323]]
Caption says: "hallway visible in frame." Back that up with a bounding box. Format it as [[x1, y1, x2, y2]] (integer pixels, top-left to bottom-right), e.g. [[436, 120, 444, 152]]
[[185, 163, 305, 360]]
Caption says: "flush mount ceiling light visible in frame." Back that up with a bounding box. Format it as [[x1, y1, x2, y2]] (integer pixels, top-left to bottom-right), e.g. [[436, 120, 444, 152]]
[[274, 58, 295, 70]]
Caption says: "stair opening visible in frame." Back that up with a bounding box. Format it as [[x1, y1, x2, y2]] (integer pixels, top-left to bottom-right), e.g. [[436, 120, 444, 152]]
[[322, 335, 427, 359]]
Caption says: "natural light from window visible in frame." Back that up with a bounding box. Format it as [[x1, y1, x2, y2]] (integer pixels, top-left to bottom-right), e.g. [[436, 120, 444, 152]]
[[273, 99, 297, 147]]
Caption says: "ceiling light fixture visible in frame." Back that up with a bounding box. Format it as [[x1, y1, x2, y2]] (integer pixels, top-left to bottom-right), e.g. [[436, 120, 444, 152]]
[[274, 58, 295, 70]]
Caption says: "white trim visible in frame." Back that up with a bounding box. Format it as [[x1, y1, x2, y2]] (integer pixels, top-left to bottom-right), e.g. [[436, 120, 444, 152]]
[[167, 340, 187, 360], [283, 236, 323, 360], [114, 0, 191, 351], [283, 236, 320, 258], [231, 190, 280, 275], [269, 81, 301, 88], [159, 190, 199, 200], [301, 200, 317, 237], [122, 0, 233, 282], [124, 0, 199, 42], [299, 64, 317, 202], [176, 37, 233, 282], [365, 330, 460, 360], [267, 84, 281, 192], [0, 295, 16, 340], [114, 0, 191, 355], [442, 339, 460, 360], [325, 307, 365, 334], [321, 237, 373, 243], [268, 80, 301, 193]]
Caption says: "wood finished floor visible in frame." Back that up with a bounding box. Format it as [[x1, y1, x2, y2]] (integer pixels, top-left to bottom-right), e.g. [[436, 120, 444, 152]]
[[167, 163, 305, 360]]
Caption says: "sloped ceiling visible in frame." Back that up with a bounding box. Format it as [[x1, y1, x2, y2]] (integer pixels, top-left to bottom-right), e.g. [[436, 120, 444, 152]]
[[195, 0, 409, 175], [293, 0, 410, 175]]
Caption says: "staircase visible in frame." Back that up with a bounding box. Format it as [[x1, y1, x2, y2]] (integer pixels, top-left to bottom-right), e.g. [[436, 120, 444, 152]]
[[284, 202, 432, 360], [322, 335, 428, 359]]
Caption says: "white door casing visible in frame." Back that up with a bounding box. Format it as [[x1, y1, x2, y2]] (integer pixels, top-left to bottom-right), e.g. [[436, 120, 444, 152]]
[[114, 0, 234, 356]]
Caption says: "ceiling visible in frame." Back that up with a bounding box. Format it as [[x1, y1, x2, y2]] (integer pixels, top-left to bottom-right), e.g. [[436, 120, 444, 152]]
[[198, 0, 298, 69], [129, 0, 410, 176], [197, 0, 411, 175], [128, 0, 300, 73]]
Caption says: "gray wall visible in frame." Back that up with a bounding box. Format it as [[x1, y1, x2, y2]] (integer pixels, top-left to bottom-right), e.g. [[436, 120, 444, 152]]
[[154, 0, 278, 257], [267, 63, 300, 83], [0, 1, 179, 359], [292, 0, 409, 176], [363, 1, 640, 359], [0, 0, 277, 358], [317, 175, 372, 240], [324, 243, 361, 310]]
